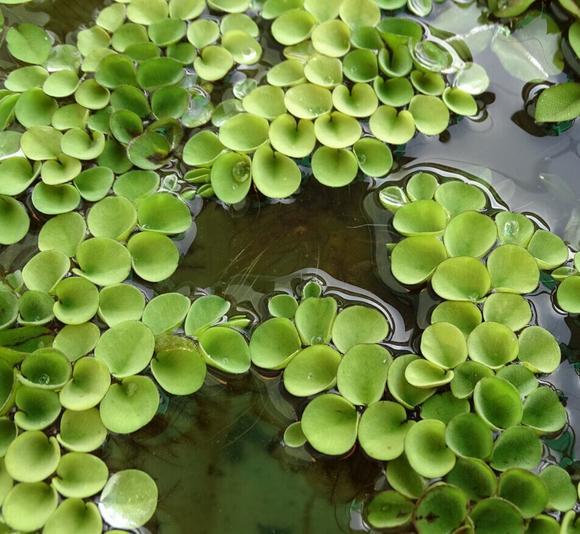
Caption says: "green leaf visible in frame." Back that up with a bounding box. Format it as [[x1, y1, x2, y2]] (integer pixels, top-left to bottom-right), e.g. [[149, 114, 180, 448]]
[[489, 0, 534, 17], [535, 83, 580, 123], [569, 21, 580, 58], [6, 24, 52, 65], [98, 470, 158, 529]]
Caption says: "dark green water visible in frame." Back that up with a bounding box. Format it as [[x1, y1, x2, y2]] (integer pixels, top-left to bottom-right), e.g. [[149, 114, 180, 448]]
[[1, 1, 579, 533]]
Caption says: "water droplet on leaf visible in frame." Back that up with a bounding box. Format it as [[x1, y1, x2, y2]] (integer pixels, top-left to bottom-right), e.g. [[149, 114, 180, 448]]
[[232, 160, 251, 183], [233, 78, 258, 99]]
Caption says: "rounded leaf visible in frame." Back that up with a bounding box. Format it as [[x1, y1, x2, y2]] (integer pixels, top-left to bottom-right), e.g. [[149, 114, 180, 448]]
[[219, 113, 269, 152], [268, 114, 316, 158], [283, 345, 341, 397], [198, 326, 251, 374], [414, 484, 468, 534], [301, 394, 358, 455], [522, 386, 567, 433], [474, 376, 522, 430], [53, 453, 108, 498], [249, 318, 301, 370], [404, 419, 456, 478], [151, 348, 206, 395], [5, 431, 60, 483], [57, 408, 107, 453], [421, 322, 467, 369], [53, 277, 99, 325], [468, 322, 519, 369], [387, 354, 435, 409], [98, 470, 158, 529], [498, 469, 548, 518], [128, 231, 180, 283], [490, 425, 542, 471], [43, 498, 102, 534], [431, 301, 482, 336], [285, 84, 333, 120], [394, 200, 448, 237], [2, 482, 57, 532], [539, 465, 577, 512], [369, 105, 415, 145], [445, 413, 493, 459], [517, 326, 560, 373], [0, 196, 29, 245], [391, 236, 447, 285], [95, 320, 154, 378], [487, 245, 539, 294], [482, 293, 531, 331], [98, 284, 145, 327], [59, 357, 111, 411], [366, 490, 413, 529], [311, 147, 358, 187], [252, 145, 301, 199], [337, 344, 391, 405], [358, 401, 413, 461], [100, 376, 159, 434], [470, 498, 524, 534], [142, 293, 191, 336]]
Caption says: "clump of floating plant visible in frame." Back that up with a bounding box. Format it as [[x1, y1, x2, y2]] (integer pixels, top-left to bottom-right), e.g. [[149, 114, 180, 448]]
[[0, 258, 261, 531], [331, 169, 580, 531], [0, 265, 405, 531], [383, 170, 580, 314], [0, 0, 491, 228], [184, 0, 490, 203], [254, 282, 394, 455]]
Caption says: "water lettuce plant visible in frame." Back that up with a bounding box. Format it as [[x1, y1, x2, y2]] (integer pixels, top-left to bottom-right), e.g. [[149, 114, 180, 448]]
[[0, 271, 248, 530], [0, 0, 577, 532], [354, 169, 580, 530], [0, 180, 578, 530], [0, 259, 400, 531], [0, 0, 492, 230]]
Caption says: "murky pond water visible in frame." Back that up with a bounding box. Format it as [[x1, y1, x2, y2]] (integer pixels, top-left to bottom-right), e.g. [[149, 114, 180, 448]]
[[0, 1, 579, 533]]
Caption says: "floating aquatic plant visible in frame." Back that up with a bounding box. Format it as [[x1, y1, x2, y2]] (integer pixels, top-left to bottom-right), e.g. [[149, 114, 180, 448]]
[[0, 273, 252, 530], [354, 169, 580, 530], [0, 0, 576, 532], [0, 0, 492, 224], [0, 260, 402, 531]]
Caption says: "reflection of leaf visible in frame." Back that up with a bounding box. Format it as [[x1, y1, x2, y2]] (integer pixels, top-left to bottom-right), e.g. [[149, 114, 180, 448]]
[[491, 13, 564, 82], [565, 207, 580, 251], [3, 5, 48, 27], [432, 3, 498, 54], [535, 82, 580, 122]]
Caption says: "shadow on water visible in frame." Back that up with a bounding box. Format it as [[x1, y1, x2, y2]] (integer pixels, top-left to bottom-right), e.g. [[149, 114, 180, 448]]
[[167, 181, 388, 298]]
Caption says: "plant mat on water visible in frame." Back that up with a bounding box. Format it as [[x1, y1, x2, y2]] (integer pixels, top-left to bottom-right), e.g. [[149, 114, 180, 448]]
[[0, 0, 578, 532]]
